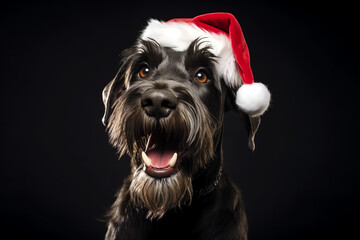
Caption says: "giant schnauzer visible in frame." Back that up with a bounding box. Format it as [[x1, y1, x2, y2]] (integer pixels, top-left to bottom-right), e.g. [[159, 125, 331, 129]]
[[102, 13, 270, 240]]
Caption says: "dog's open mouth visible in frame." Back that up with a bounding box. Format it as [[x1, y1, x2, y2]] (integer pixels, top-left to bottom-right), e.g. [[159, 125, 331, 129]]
[[142, 132, 179, 178]]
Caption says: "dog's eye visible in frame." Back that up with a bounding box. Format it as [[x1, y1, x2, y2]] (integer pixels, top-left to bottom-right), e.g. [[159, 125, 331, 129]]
[[195, 71, 208, 83], [139, 66, 150, 78]]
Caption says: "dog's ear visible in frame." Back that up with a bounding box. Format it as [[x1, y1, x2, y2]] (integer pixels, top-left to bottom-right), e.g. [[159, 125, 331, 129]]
[[102, 63, 134, 127], [227, 88, 261, 152], [102, 69, 131, 126], [102, 47, 138, 126], [102, 77, 116, 126]]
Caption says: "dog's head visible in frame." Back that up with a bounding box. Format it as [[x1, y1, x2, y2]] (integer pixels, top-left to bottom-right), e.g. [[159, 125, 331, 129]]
[[102, 14, 270, 219]]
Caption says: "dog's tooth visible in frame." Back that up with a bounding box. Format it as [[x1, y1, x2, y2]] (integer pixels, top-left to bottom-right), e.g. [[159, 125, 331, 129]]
[[169, 153, 177, 168], [142, 151, 151, 167]]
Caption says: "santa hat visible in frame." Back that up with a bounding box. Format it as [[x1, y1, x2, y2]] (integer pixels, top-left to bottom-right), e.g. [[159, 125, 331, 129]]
[[140, 12, 270, 116]]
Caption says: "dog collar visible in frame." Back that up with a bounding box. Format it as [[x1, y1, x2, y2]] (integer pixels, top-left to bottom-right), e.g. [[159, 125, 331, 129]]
[[197, 165, 223, 197], [194, 163, 223, 198]]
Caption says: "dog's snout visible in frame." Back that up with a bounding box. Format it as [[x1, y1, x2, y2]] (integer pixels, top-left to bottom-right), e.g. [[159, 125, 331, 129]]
[[141, 89, 177, 119]]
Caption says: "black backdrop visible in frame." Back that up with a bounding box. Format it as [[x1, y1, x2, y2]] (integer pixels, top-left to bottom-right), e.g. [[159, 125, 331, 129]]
[[1, 1, 359, 239]]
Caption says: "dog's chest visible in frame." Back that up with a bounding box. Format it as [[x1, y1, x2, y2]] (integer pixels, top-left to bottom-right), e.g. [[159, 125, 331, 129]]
[[148, 209, 195, 239]]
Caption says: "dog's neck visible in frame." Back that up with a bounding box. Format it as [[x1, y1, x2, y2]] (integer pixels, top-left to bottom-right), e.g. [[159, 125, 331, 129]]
[[192, 127, 224, 198]]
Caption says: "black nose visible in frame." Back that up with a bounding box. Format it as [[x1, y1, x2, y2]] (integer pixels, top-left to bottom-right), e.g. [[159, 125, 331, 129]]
[[141, 89, 177, 119]]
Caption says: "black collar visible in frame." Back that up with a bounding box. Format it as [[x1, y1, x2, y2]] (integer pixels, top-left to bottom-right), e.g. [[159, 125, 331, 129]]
[[196, 164, 222, 197], [193, 160, 223, 198]]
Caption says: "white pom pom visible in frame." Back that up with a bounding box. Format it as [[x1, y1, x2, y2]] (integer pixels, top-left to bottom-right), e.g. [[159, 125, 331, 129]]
[[236, 83, 271, 116]]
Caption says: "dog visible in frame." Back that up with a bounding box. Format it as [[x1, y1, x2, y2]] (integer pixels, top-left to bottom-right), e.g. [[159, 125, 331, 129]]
[[102, 13, 270, 240]]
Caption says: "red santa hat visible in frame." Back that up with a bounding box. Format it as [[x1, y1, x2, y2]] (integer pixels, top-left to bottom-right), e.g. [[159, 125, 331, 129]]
[[140, 12, 270, 116]]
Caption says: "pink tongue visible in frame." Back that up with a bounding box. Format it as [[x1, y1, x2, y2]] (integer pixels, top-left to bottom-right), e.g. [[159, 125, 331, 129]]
[[147, 150, 174, 168]]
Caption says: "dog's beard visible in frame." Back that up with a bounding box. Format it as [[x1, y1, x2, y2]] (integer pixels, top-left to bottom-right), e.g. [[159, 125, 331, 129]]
[[107, 80, 216, 219], [129, 165, 193, 219]]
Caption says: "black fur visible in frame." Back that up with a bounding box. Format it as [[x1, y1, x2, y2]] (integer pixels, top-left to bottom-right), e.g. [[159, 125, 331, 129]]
[[103, 39, 248, 239]]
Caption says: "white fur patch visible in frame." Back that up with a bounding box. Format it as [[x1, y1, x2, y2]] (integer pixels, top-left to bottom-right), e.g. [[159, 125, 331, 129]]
[[235, 83, 271, 116], [140, 19, 241, 88]]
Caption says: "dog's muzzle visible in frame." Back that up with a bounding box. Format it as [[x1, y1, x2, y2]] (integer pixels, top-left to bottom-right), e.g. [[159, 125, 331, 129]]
[[141, 89, 179, 178]]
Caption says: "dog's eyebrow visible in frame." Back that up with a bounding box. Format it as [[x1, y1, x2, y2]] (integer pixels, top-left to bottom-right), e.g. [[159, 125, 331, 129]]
[[184, 38, 217, 71], [137, 39, 164, 68]]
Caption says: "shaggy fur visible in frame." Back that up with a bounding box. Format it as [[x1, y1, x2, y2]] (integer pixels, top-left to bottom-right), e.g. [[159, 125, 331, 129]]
[[102, 38, 255, 239]]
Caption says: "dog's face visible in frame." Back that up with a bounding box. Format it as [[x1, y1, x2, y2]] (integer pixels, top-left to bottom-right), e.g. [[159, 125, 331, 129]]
[[103, 39, 233, 218]]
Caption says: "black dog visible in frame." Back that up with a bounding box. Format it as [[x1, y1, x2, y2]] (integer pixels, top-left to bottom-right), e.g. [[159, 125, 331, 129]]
[[102, 14, 270, 240]]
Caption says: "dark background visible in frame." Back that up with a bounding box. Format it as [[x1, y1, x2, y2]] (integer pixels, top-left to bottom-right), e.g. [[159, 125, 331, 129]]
[[1, 0, 359, 239]]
